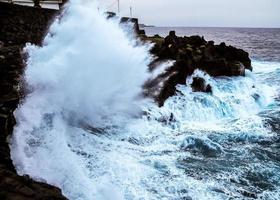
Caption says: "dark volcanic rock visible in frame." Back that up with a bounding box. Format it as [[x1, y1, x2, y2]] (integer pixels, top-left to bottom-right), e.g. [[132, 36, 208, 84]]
[[0, 2, 57, 46], [144, 31, 252, 106], [0, 46, 23, 101], [0, 2, 67, 199], [0, 169, 67, 200], [191, 77, 212, 93]]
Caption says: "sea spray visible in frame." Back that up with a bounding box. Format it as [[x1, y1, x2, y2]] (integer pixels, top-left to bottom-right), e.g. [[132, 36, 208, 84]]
[[25, 1, 152, 125], [10, 0, 280, 199], [11, 0, 152, 199]]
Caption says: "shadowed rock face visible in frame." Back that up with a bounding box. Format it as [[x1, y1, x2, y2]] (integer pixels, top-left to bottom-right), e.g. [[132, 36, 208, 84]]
[[0, 2, 57, 46], [191, 77, 212, 93], [0, 2, 67, 199], [0, 1, 253, 197], [143, 31, 252, 106]]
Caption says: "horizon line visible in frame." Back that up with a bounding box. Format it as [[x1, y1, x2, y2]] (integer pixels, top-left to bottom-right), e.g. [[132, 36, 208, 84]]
[[142, 25, 280, 29]]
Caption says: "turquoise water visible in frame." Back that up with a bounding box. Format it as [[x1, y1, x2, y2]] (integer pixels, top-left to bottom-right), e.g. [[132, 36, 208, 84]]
[[10, 3, 280, 199]]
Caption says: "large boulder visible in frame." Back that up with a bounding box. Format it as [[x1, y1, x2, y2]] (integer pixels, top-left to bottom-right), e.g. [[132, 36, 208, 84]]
[[186, 35, 207, 46], [164, 31, 179, 46], [144, 31, 252, 106], [199, 41, 251, 75], [191, 77, 212, 93]]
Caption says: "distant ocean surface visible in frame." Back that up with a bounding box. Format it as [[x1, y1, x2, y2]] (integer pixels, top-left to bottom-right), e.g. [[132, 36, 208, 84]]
[[12, 15, 280, 200], [144, 27, 280, 62]]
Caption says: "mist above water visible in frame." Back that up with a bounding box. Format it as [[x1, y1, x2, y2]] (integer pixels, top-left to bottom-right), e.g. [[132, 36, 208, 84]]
[[10, 0, 280, 200], [25, 0, 151, 126], [11, 1, 152, 198]]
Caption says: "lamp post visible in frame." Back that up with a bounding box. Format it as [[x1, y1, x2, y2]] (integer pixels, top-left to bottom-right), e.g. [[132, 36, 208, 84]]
[[33, 0, 41, 8], [117, 0, 120, 14]]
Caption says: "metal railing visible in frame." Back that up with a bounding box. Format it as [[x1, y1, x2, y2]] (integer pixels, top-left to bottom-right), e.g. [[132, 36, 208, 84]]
[[0, 0, 63, 9]]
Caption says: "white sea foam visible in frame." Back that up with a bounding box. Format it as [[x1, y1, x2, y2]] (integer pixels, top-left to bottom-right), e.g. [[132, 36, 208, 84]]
[[10, 0, 280, 199], [11, 0, 151, 199]]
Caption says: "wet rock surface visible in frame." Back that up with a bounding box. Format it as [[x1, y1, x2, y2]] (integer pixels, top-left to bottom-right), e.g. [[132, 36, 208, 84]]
[[143, 31, 252, 106], [191, 77, 212, 93], [0, 2, 254, 199], [0, 2, 66, 199]]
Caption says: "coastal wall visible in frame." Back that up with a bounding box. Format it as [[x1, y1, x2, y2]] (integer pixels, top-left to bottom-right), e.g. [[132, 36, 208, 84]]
[[0, 2, 67, 199], [0, 2, 57, 45]]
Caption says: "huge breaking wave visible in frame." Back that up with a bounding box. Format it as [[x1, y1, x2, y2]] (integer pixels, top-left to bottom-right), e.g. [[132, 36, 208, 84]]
[[10, 0, 280, 200]]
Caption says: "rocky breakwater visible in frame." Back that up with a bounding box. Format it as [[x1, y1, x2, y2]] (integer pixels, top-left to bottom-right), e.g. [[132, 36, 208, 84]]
[[143, 31, 252, 106], [0, 2, 66, 199]]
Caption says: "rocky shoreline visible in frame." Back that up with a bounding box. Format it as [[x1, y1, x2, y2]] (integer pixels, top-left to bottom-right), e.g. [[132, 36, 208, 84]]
[[0, 2, 66, 199], [0, 2, 252, 199], [142, 31, 252, 106]]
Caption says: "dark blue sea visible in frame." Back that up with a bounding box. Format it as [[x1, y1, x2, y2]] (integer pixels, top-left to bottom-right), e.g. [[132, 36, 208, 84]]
[[143, 27, 280, 199], [11, 9, 280, 199]]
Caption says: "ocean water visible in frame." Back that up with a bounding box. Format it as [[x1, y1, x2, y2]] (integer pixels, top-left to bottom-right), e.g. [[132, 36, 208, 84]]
[[144, 27, 280, 63], [10, 1, 280, 200]]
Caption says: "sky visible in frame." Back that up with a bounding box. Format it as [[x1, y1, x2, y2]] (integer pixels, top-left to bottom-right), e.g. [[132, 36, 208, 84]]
[[99, 0, 280, 28]]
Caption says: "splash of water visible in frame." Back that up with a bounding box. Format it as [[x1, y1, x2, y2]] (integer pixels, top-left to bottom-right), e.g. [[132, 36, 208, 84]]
[[11, 0, 151, 199], [10, 0, 280, 199]]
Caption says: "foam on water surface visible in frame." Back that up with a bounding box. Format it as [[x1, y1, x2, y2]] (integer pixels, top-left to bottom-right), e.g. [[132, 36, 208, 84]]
[[10, 0, 280, 199]]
